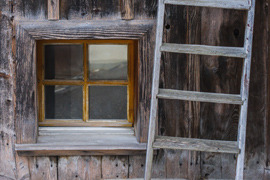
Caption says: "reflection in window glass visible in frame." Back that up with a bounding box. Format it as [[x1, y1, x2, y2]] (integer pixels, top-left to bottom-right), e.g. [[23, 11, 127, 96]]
[[88, 45, 128, 80], [45, 85, 83, 119], [89, 86, 127, 119], [45, 45, 83, 80]]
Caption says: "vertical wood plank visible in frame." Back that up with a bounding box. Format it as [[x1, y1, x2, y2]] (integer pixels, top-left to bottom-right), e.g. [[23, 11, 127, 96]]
[[200, 7, 246, 179], [29, 157, 57, 180], [15, 26, 37, 144], [58, 156, 102, 180], [48, 0, 59, 20], [101, 156, 129, 179], [128, 155, 145, 178], [0, 4, 17, 179], [121, 0, 134, 20], [186, 6, 201, 180]]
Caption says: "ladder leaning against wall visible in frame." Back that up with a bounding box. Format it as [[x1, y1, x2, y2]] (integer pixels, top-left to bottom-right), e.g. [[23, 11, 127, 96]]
[[144, 0, 256, 179]]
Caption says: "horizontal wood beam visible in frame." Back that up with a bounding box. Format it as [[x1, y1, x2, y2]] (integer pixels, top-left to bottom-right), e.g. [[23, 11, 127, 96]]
[[153, 136, 240, 154], [161, 43, 247, 58], [157, 89, 243, 105], [48, 0, 59, 20], [164, 0, 250, 10]]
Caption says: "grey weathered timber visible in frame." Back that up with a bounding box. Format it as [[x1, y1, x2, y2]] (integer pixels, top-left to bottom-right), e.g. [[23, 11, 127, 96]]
[[157, 89, 243, 105], [164, 0, 250, 10], [145, 0, 256, 179], [236, 0, 256, 179], [39, 127, 134, 135], [144, 0, 165, 180], [48, 0, 59, 20], [160, 43, 247, 58], [153, 136, 239, 154], [15, 133, 147, 156]]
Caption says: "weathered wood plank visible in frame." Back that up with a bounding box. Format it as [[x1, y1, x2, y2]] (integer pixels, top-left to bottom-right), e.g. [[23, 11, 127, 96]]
[[48, 0, 59, 20], [128, 156, 146, 178], [121, 0, 134, 20], [0, 6, 17, 179], [161, 43, 246, 58], [28, 157, 57, 180], [153, 136, 239, 153], [16, 144, 147, 156], [158, 89, 243, 105], [159, 4, 192, 179], [39, 127, 134, 136], [199, 6, 246, 179], [15, 134, 147, 156], [164, 0, 250, 10], [102, 156, 129, 179], [58, 156, 102, 180]]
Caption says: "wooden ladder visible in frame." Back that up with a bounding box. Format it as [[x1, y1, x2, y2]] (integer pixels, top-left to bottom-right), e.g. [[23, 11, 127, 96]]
[[144, 0, 256, 179]]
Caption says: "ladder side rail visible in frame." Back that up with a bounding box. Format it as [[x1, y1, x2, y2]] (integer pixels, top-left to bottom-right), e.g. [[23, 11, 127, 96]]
[[144, 0, 166, 179], [236, 0, 256, 179]]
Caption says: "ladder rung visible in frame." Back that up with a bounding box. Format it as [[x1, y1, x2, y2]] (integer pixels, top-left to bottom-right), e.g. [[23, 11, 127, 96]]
[[160, 43, 247, 58], [164, 0, 250, 10], [153, 136, 240, 154], [157, 89, 243, 105]]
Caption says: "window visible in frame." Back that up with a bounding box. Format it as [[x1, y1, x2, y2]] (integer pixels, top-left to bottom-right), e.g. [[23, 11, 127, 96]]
[[37, 40, 136, 127]]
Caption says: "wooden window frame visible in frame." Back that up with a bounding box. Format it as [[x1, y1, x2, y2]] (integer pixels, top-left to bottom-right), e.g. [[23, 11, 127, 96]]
[[37, 39, 136, 127], [15, 20, 155, 156]]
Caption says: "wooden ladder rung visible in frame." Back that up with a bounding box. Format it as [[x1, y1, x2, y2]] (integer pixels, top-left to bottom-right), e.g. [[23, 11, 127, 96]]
[[153, 136, 240, 154], [160, 43, 247, 58], [164, 0, 250, 10], [157, 89, 243, 105]]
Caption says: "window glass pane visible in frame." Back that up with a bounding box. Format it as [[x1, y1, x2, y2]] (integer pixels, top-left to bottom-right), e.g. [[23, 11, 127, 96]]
[[89, 86, 127, 119], [88, 45, 128, 80], [45, 85, 83, 119], [45, 44, 83, 80]]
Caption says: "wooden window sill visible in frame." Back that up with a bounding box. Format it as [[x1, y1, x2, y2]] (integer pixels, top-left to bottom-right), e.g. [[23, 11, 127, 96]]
[[15, 127, 147, 156]]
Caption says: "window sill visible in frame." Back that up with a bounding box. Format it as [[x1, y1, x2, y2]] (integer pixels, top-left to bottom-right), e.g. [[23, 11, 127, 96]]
[[15, 127, 147, 156]]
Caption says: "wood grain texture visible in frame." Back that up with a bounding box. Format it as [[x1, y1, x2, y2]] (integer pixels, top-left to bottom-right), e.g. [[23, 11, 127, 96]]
[[48, 0, 59, 20], [102, 156, 129, 179], [15, 24, 38, 144], [153, 136, 239, 153], [16, 133, 147, 156], [164, 0, 250, 10], [0, 5, 17, 179], [28, 157, 57, 180], [200, 7, 245, 179], [158, 89, 243, 105], [161, 43, 246, 58], [58, 156, 102, 180], [121, 0, 134, 20]]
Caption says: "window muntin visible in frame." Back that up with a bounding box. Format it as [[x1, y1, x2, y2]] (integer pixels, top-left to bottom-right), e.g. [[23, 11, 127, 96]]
[[37, 40, 135, 127]]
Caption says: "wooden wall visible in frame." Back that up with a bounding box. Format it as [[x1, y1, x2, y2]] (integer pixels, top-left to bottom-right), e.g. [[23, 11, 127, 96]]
[[0, 0, 269, 179]]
